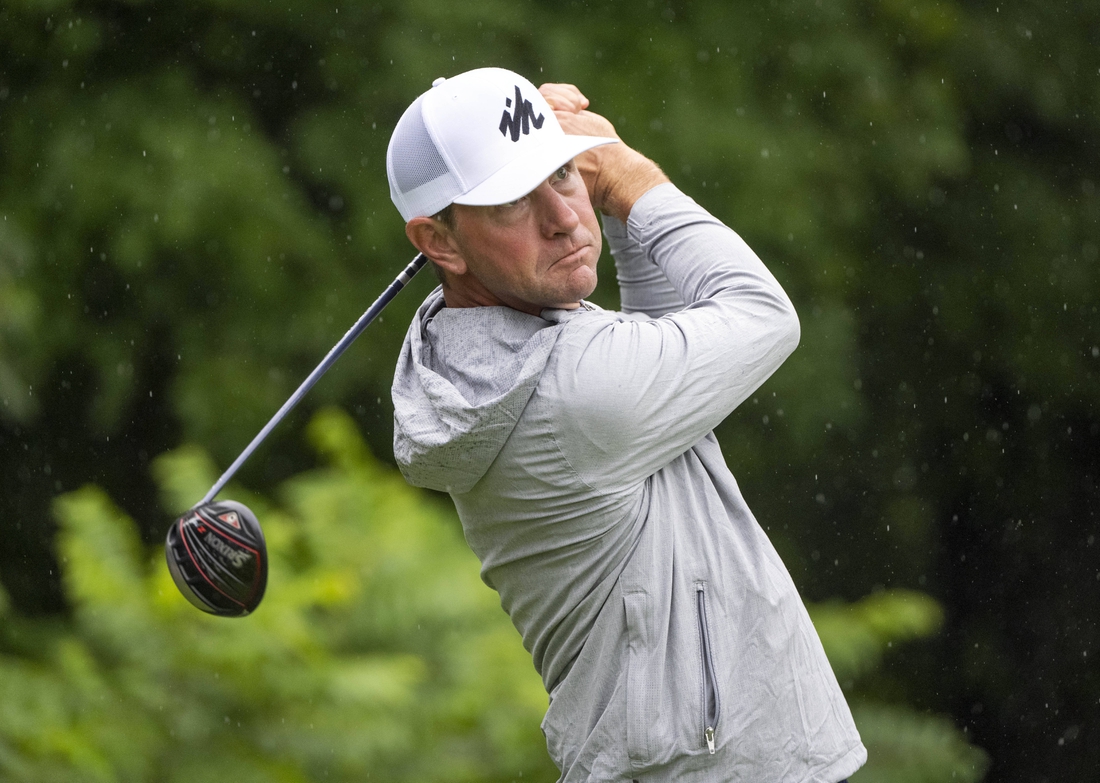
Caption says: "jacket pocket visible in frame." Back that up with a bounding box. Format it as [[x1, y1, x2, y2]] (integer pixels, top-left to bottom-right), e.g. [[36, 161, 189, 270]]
[[696, 584, 721, 754], [624, 590, 651, 768]]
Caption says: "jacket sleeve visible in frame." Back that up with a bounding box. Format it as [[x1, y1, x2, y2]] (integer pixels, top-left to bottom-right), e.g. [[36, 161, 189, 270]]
[[549, 183, 800, 491], [603, 211, 686, 318]]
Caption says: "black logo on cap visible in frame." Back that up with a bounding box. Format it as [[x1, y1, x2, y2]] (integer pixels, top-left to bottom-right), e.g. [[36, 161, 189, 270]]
[[499, 85, 545, 142]]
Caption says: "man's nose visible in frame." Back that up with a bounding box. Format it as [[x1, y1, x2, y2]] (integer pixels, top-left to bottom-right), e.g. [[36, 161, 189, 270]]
[[533, 184, 581, 236]]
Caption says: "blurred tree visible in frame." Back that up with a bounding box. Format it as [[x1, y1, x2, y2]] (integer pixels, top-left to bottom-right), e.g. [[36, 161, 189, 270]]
[[1, 0, 1096, 779], [1, 409, 558, 782], [811, 592, 988, 783]]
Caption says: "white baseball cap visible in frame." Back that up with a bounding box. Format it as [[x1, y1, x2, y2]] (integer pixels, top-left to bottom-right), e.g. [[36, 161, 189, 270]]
[[386, 67, 618, 221]]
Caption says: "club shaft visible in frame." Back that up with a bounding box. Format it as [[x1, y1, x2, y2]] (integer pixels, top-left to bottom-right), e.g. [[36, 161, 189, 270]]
[[198, 253, 428, 506]]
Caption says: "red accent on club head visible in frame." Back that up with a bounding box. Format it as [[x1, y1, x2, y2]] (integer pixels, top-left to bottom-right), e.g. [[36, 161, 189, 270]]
[[177, 519, 247, 610], [218, 511, 242, 529]]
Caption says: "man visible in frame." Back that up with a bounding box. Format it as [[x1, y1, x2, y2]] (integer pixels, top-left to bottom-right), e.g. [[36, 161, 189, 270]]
[[389, 67, 866, 783]]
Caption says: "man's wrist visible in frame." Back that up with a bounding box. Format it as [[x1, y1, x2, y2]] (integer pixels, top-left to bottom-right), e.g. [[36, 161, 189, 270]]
[[593, 147, 670, 223]]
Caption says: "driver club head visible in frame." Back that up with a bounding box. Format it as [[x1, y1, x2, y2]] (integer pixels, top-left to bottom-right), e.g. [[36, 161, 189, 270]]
[[165, 500, 268, 617]]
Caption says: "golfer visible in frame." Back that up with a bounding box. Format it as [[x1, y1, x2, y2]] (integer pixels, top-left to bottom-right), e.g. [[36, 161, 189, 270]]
[[389, 67, 866, 783]]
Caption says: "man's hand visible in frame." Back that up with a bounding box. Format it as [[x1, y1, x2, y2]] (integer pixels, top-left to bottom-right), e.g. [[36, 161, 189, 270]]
[[539, 83, 669, 223]]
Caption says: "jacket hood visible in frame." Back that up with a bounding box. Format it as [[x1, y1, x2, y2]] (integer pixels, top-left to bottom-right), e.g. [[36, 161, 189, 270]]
[[392, 288, 565, 494]]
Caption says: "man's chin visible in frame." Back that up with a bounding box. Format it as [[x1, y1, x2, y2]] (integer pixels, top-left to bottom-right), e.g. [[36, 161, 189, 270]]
[[529, 260, 598, 311], [567, 267, 599, 304]]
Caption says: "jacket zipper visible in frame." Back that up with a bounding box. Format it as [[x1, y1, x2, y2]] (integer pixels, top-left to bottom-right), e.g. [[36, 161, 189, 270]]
[[696, 586, 720, 754]]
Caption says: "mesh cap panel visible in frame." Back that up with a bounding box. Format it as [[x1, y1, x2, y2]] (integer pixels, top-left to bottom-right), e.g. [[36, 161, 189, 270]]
[[387, 97, 462, 221], [390, 98, 450, 193]]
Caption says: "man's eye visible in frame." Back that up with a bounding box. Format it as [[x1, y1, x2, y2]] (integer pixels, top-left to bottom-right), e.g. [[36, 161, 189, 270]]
[[496, 196, 524, 212], [554, 166, 570, 180]]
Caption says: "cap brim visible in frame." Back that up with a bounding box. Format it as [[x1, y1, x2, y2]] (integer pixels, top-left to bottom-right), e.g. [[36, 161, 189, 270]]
[[452, 135, 619, 207]]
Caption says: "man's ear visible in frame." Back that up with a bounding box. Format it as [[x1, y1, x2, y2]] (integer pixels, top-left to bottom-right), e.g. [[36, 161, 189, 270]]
[[405, 217, 467, 277]]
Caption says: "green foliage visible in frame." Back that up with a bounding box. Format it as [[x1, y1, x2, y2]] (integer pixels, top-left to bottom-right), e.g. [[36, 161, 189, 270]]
[[0, 216, 40, 422], [810, 591, 988, 783], [811, 589, 944, 683], [0, 409, 555, 782], [851, 704, 987, 783]]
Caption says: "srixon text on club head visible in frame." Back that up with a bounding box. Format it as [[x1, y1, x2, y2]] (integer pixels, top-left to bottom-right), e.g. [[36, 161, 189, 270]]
[[165, 500, 268, 617]]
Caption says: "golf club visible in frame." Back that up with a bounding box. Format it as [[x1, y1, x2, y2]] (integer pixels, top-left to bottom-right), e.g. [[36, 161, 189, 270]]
[[165, 252, 428, 617]]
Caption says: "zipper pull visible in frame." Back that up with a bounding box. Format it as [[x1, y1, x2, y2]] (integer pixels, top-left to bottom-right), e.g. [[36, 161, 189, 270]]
[[705, 726, 716, 754]]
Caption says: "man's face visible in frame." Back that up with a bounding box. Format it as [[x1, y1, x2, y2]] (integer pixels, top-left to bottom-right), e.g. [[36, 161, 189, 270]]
[[445, 161, 602, 316]]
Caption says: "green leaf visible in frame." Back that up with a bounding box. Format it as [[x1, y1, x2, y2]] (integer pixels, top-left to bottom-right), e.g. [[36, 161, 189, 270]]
[[852, 703, 989, 783], [810, 589, 944, 682]]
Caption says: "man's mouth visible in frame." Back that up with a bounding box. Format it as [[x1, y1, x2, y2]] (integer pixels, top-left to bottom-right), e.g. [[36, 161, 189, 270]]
[[555, 245, 590, 267]]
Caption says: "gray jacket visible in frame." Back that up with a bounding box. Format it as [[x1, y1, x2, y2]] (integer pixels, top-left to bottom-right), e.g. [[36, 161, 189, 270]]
[[392, 184, 866, 782]]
